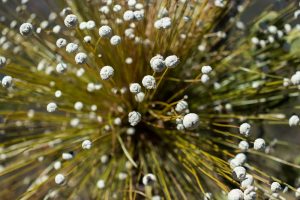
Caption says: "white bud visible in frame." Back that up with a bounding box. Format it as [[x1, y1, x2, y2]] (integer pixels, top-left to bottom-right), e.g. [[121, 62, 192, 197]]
[[0, 56, 7, 68], [86, 20, 95, 29], [55, 174, 65, 185], [97, 179, 105, 189], [129, 83, 141, 93], [142, 173, 156, 185], [75, 52, 87, 64], [183, 113, 199, 130], [64, 14, 78, 28], [142, 75, 156, 89], [235, 153, 247, 165], [66, 43, 78, 53], [53, 161, 61, 170], [289, 115, 299, 127], [128, 111, 141, 126], [19, 23, 33, 36], [254, 138, 265, 151], [101, 154, 109, 164], [99, 25, 112, 38], [165, 55, 179, 68], [201, 65, 212, 74], [150, 55, 165, 72], [291, 71, 300, 85], [74, 101, 83, 111], [56, 62, 67, 73], [82, 140, 92, 149], [62, 152, 73, 160], [123, 10, 135, 21], [228, 189, 243, 200], [271, 182, 282, 193], [56, 38, 67, 48], [241, 174, 254, 190], [239, 123, 251, 136], [238, 141, 249, 151], [47, 102, 57, 112], [79, 22, 87, 30], [244, 186, 256, 200], [2, 76, 12, 88], [84, 35, 92, 43], [55, 90, 62, 98], [118, 172, 128, 180], [201, 74, 210, 83], [134, 10, 144, 20], [110, 35, 121, 45], [114, 117, 122, 126], [113, 5, 122, 12], [232, 166, 246, 181], [296, 187, 300, 199], [154, 17, 171, 29], [175, 100, 188, 113], [100, 66, 114, 80]]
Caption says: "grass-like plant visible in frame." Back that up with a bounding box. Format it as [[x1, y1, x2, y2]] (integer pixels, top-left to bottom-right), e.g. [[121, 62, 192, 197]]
[[1, 0, 300, 199]]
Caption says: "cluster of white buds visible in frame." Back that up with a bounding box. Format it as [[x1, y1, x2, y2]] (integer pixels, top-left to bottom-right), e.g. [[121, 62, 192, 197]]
[[201, 65, 213, 84]]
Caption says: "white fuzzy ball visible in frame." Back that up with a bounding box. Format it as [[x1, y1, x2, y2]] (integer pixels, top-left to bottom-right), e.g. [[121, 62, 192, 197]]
[[244, 186, 256, 200], [55, 174, 65, 185], [74, 101, 83, 111], [47, 102, 57, 112], [82, 140, 92, 149], [129, 83, 141, 93], [97, 179, 105, 189], [201, 74, 210, 83], [232, 166, 246, 181], [75, 52, 87, 64], [142, 173, 156, 185], [239, 123, 251, 136], [134, 10, 144, 21], [241, 174, 254, 190], [86, 20, 95, 29], [165, 55, 179, 68], [19, 23, 33, 36], [66, 43, 78, 53], [254, 138, 265, 151], [291, 71, 300, 85], [123, 10, 135, 21], [110, 35, 121, 45], [135, 92, 145, 102], [128, 111, 141, 126], [56, 63, 67, 73], [154, 17, 171, 29], [2, 76, 12, 88], [150, 55, 165, 72], [175, 100, 188, 113], [0, 56, 7, 68], [228, 189, 244, 200], [99, 25, 112, 38], [183, 113, 199, 130], [201, 65, 212, 74], [238, 141, 249, 151], [142, 75, 156, 89], [271, 182, 282, 193], [100, 66, 114, 80], [289, 115, 299, 127], [56, 38, 67, 48], [64, 14, 78, 28]]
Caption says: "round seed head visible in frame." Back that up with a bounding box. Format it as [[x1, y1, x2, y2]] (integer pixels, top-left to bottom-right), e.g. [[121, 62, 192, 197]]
[[271, 182, 282, 193], [232, 166, 246, 181], [0, 56, 7, 68], [241, 174, 254, 190], [135, 92, 145, 102], [238, 141, 249, 151], [175, 100, 188, 113], [165, 55, 179, 68], [2, 75, 12, 88], [75, 52, 87, 64], [56, 62, 67, 73], [254, 138, 265, 151], [128, 111, 141, 126], [74, 101, 83, 111], [64, 14, 78, 28], [150, 55, 165, 72], [228, 189, 243, 200], [97, 179, 105, 189], [133, 10, 144, 21], [99, 25, 112, 38], [47, 102, 57, 112], [142, 173, 156, 186], [183, 113, 199, 130], [239, 123, 251, 136], [100, 66, 114, 80], [201, 74, 210, 83], [19, 23, 33, 36], [201, 65, 212, 74], [56, 38, 67, 48], [289, 115, 299, 127], [110, 35, 121, 45], [291, 71, 300, 85], [123, 10, 134, 21], [142, 75, 156, 89], [82, 140, 92, 149], [55, 174, 65, 185], [66, 43, 78, 53], [86, 20, 95, 29], [129, 83, 141, 93]]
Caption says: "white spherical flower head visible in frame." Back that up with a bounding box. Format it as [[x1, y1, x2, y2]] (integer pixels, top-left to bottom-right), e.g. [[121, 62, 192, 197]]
[[123, 10, 135, 21], [183, 113, 199, 130], [97, 179, 105, 189], [232, 166, 246, 181], [74, 101, 83, 111], [271, 182, 282, 193], [239, 122, 251, 136], [99, 25, 112, 38], [128, 111, 141, 126], [241, 174, 254, 190], [134, 10, 144, 21], [55, 90, 62, 98], [244, 187, 256, 200], [235, 153, 247, 165], [175, 100, 188, 113], [135, 92, 145, 102], [19, 23, 33, 36], [289, 115, 299, 127], [201, 65, 212, 74], [100, 66, 114, 80], [110, 35, 121, 45], [56, 38, 67, 48], [161, 17, 172, 29], [238, 141, 249, 151], [64, 14, 78, 28], [254, 138, 265, 151], [79, 22, 87, 30], [291, 71, 300, 85], [55, 174, 65, 185], [228, 189, 243, 200], [201, 74, 210, 83], [66, 43, 78, 53], [142, 173, 156, 185], [53, 161, 61, 170], [84, 35, 92, 43], [0, 56, 6, 68], [165, 55, 179, 68], [75, 52, 87, 64], [56, 62, 67, 73], [2, 76, 13, 88], [129, 83, 141, 93], [47, 102, 57, 112], [86, 20, 95, 30], [82, 139, 92, 150], [142, 75, 156, 89], [150, 55, 165, 72]]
